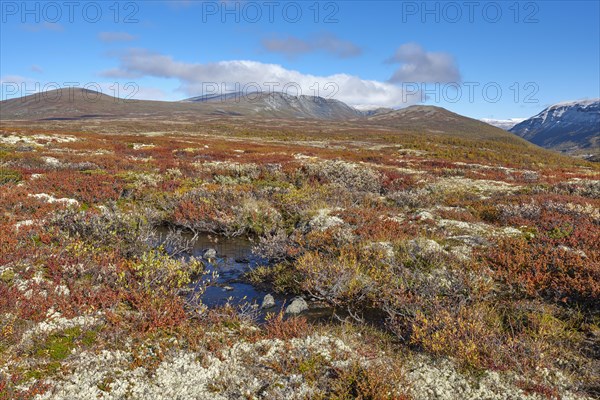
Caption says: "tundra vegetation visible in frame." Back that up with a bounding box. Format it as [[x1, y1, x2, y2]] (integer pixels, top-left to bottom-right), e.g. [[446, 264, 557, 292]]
[[0, 118, 598, 399]]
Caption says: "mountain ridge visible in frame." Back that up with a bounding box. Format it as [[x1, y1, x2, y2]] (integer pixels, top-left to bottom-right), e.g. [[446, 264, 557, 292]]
[[509, 99, 600, 158], [0, 89, 575, 149]]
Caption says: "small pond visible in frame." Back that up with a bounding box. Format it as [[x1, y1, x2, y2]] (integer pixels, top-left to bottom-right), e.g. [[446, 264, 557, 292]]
[[157, 228, 385, 325]]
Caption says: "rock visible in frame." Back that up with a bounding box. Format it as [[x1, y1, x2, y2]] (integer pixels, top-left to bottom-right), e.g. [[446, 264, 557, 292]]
[[416, 211, 434, 221], [14, 220, 34, 230], [285, 297, 308, 314], [43, 156, 62, 167], [557, 245, 587, 258], [448, 235, 489, 247], [203, 248, 217, 259], [29, 193, 79, 207], [222, 285, 234, 291], [261, 294, 275, 309], [408, 238, 444, 257], [501, 227, 522, 237], [449, 245, 472, 262], [309, 209, 344, 231]]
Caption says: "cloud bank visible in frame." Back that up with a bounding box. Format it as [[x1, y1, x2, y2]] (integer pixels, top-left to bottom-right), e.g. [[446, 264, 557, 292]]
[[100, 43, 461, 108]]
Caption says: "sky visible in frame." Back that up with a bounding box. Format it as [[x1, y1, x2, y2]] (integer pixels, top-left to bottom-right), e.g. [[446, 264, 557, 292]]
[[1, 0, 599, 119]]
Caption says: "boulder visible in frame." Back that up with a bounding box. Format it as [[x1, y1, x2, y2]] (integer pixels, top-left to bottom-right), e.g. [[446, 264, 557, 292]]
[[261, 294, 275, 309], [408, 238, 444, 258], [309, 209, 344, 231], [203, 248, 217, 260], [285, 297, 308, 315]]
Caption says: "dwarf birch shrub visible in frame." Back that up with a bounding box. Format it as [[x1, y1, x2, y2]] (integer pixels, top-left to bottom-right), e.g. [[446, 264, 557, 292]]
[[124, 251, 204, 296], [305, 160, 382, 193]]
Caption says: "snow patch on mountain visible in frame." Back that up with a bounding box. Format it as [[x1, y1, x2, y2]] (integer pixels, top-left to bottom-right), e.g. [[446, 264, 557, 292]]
[[510, 99, 600, 155], [480, 118, 526, 130]]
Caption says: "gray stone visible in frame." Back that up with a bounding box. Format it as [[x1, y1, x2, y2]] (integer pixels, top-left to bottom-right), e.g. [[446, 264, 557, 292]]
[[261, 294, 275, 309], [203, 248, 217, 260], [285, 297, 308, 314], [416, 211, 434, 221], [408, 238, 443, 257], [309, 209, 344, 231]]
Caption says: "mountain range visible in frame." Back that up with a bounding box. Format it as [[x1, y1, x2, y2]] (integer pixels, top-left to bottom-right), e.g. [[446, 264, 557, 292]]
[[0, 89, 527, 143], [182, 91, 364, 119], [1, 90, 598, 160], [0, 89, 372, 121]]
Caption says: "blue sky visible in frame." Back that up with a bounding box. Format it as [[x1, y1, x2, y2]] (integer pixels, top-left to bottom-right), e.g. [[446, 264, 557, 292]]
[[1, 0, 599, 119]]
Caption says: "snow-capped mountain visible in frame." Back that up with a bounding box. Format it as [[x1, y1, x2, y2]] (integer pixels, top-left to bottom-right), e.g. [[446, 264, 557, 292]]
[[509, 99, 600, 156], [480, 118, 526, 131]]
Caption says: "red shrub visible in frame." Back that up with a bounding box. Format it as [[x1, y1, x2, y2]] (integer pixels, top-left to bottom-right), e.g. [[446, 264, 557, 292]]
[[380, 169, 416, 192], [125, 291, 187, 333], [264, 310, 310, 340], [484, 237, 599, 308], [339, 208, 419, 241], [29, 171, 125, 204]]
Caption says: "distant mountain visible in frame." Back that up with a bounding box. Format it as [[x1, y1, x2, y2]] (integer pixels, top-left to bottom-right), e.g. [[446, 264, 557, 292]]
[[182, 92, 247, 103], [358, 107, 394, 117], [0, 89, 361, 121], [480, 118, 526, 130], [183, 91, 362, 119], [0, 88, 204, 121], [365, 105, 526, 142], [509, 99, 600, 158]]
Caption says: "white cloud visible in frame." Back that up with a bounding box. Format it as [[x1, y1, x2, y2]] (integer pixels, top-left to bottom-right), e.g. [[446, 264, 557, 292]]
[[21, 22, 64, 33], [387, 43, 460, 84], [100, 48, 419, 108], [31, 65, 44, 73], [262, 33, 362, 59], [99, 68, 142, 79], [98, 32, 138, 43]]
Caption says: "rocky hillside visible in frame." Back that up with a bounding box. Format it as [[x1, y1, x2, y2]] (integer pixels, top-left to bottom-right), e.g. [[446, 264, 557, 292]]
[[510, 99, 600, 158], [366, 105, 530, 142], [183, 91, 362, 119]]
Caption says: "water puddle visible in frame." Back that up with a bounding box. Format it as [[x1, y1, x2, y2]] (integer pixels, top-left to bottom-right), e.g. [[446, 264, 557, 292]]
[[157, 229, 294, 316], [157, 228, 385, 325], [186, 233, 290, 310]]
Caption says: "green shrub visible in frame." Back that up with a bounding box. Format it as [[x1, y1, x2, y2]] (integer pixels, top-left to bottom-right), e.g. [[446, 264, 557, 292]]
[[0, 168, 22, 185]]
